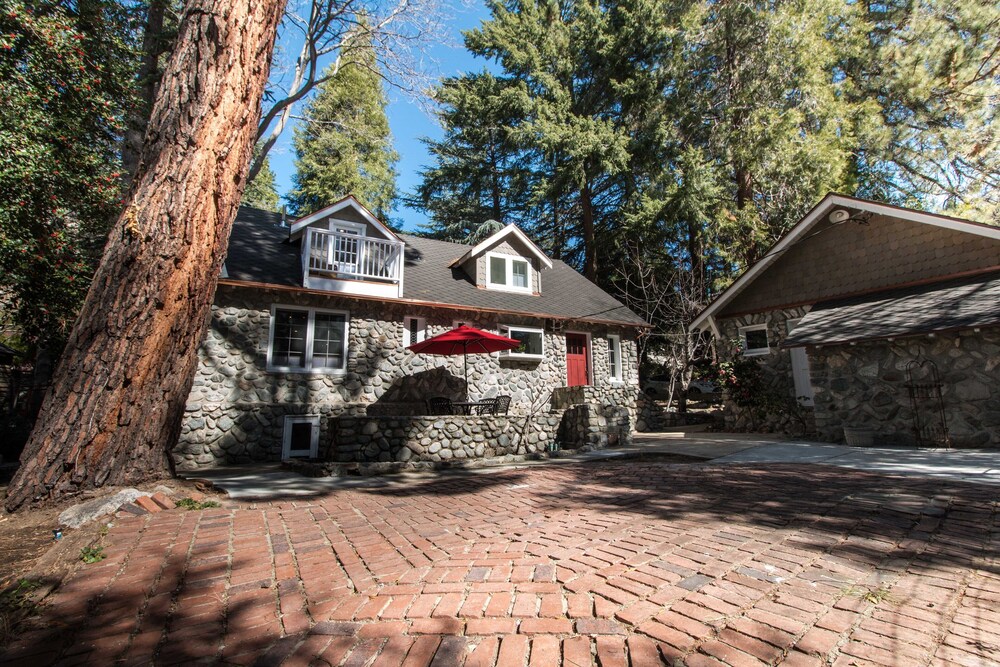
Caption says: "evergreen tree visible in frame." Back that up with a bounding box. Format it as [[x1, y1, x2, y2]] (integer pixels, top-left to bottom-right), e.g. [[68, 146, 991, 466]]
[[843, 0, 1000, 222], [241, 153, 281, 212], [411, 72, 532, 243], [289, 26, 398, 219]]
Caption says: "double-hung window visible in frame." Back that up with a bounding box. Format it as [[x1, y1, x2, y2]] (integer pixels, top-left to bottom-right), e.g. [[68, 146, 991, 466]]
[[487, 253, 531, 292], [268, 305, 349, 372], [607, 335, 622, 382]]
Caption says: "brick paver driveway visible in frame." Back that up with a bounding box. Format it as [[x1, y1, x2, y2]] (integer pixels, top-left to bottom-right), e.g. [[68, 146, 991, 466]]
[[5, 462, 999, 666]]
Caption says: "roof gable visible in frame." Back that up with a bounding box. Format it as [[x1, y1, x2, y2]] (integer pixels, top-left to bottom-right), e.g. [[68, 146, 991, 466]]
[[287, 195, 400, 242], [692, 194, 1000, 332], [448, 224, 554, 270]]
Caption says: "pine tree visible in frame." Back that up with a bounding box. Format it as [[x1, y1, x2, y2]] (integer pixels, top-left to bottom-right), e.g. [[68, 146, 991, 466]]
[[5, 0, 286, 511], [410, 72, 533, 243], [289, 26, 398, 219], [844, 0, 1000, 222]]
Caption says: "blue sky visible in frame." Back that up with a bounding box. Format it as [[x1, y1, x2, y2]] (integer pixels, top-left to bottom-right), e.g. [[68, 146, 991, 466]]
[[267, 1, 491, 232]]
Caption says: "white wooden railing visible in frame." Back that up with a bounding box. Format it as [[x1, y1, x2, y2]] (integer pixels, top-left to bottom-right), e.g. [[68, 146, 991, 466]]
[[304, 228, 402, 283]]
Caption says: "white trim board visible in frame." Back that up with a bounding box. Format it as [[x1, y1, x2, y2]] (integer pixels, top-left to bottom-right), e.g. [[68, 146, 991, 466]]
[[449, 223, 553, 270], [288, 195, 400, 242]]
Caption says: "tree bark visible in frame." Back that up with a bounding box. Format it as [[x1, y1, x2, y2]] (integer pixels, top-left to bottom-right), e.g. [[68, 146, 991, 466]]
[[5, 0, 287, 512]]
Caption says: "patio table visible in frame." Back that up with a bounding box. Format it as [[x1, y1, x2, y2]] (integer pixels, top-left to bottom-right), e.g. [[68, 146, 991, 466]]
[[451, 400, 490, 415]]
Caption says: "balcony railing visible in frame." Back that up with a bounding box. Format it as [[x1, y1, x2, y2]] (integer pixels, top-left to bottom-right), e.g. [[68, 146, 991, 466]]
[[304, 228, 402, 283]]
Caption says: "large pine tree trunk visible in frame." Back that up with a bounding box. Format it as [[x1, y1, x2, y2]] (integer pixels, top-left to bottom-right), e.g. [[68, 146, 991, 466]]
[[5, 1, 286, 512]]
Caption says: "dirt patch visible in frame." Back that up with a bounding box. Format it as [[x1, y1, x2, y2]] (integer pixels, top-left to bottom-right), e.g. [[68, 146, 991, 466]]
[[0, 472, 228, 648]]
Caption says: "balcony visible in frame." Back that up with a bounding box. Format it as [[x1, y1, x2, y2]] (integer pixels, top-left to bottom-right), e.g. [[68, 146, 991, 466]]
[[302, 227, 404, 298]]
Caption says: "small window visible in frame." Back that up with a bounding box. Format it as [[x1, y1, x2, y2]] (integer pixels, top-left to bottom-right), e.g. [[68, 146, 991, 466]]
[[490, 256, 506, 285], [607, 335, 622, 381], [501, 325, 544, 359], [404, 316, 426, 346], [739, 324, 770, 356], [283, 415, 319, 459], [486, 252, 532, 293], [268, 305, 349, 372], [511, 260, 528, 288]]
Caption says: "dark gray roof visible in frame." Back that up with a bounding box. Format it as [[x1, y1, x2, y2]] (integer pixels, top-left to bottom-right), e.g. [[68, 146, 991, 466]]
[[225, 207, 301, 286], [783, 271, 1000, 347], [224, 207, 647, 327]]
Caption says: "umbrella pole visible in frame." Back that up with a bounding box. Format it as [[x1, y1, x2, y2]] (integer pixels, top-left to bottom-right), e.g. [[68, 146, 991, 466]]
[[464, 347, 469, 400]]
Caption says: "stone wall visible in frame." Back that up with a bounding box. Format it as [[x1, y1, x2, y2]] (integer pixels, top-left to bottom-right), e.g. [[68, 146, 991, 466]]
[[716, 307, 815, 433], [810, 329, 1000, 447], [174, 284, 641, 469], [331, 414, 564, 463]]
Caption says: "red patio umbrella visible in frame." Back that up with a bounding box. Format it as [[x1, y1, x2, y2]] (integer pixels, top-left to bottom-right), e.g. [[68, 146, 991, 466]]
[[407, 325, 521, 395]]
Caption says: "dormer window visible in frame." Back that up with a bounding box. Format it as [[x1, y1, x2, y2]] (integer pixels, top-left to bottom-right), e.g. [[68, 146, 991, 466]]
[[487, 253, 532, 293]]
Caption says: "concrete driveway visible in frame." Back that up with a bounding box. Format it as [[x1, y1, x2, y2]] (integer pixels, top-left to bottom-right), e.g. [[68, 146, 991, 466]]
[[632, 432, 1000, 486], [4, 455, 999, 666]]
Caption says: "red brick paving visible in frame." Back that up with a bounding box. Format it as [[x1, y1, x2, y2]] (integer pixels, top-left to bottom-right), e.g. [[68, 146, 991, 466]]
[[3, 462, 1000, 665]]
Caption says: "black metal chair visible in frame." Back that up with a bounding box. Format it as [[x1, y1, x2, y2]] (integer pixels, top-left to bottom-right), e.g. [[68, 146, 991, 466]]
[[427, 396, 454, 415], [495, 395, 512, 415]]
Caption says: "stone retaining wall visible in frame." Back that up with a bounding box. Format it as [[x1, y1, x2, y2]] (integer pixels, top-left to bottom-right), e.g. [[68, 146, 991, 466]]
[[331, 414, 565, 463]]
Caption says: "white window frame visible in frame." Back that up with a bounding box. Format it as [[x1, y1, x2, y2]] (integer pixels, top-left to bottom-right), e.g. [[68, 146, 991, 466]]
[[607, 335, 623, 382], [739, 324, 770, 357], [403, 316, 426, 347], [267, 304, 350, 374], [282, 415, 320, 459], [485, 252, 532, 293], [500, 324, 545, 360]]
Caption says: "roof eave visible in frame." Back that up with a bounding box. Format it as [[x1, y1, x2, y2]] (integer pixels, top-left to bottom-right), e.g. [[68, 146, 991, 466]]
[[216, 278, 650, 329]]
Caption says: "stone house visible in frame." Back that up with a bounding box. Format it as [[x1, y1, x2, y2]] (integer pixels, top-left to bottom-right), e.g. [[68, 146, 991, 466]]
[[174, 197, 648, 469], [691, 194, 1000, 448]]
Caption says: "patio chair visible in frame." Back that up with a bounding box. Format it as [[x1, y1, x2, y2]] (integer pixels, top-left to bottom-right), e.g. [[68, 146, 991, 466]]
[[495, 395, 512, 415], [475, 398, 499, 415], [427, 396, 454, 415]]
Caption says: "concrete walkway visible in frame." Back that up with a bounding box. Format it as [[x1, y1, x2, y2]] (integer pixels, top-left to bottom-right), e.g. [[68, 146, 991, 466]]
[[187, 432, 1000, 501]]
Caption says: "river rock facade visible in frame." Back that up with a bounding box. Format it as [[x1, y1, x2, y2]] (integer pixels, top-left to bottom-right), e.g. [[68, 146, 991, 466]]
[[173, 285, 641, 469], [810, 329, 1000, 447]]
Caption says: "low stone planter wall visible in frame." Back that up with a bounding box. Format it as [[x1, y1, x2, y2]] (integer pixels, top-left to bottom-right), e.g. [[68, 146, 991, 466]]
[[331, 413, 565, 464]]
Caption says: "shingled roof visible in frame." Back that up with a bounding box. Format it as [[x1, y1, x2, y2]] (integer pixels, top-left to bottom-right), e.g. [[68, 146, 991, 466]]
[[783, 270, 1000, 347], [222, 206, 647, 328]]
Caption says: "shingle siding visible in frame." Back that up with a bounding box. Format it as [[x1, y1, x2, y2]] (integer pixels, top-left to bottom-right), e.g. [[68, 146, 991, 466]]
[[721, 214, 1000, 315]]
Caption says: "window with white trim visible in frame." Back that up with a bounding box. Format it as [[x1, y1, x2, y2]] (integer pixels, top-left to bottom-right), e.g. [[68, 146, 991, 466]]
[[501, 325, 544, 359], [739, 324, 770, 356], [268, 305, 349, 372], [607, 335, 622, 381], [403, 316, 426, 346], [486, 253, 532, 292], [282, 415, 319, 459]]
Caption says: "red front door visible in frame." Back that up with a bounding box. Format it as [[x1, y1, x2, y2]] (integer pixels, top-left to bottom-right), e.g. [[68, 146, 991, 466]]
[[566, 333, 589, 387]]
